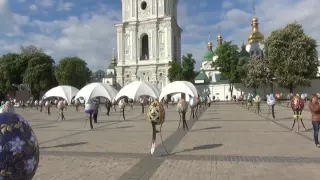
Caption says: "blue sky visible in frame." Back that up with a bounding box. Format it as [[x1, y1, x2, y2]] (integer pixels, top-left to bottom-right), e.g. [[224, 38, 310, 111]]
[[0, 0, 319, 71]]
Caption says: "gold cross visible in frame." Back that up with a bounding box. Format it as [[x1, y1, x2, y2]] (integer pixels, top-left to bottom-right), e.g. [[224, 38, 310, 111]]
[[112, 48, 115, 56], [208, 33, 211, 41]]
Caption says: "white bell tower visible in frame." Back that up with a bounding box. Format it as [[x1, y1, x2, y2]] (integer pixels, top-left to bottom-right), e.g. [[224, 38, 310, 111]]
[[115, 0, 182, 89]]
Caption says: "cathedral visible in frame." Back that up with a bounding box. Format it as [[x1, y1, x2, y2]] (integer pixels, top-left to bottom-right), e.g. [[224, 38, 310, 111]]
[[107, 0, 182, 90], [99, 2, 320, 98]]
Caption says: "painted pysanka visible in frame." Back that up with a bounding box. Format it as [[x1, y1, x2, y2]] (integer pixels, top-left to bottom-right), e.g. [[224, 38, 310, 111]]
[[147, 102, 165, 125], [0, 113, 39, 180], [291, 95, 304, 111], [176, 99, 188, 113]]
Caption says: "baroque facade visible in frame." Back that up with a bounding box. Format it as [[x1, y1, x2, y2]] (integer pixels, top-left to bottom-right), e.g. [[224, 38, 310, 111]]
[[114, 0, 182, 90]]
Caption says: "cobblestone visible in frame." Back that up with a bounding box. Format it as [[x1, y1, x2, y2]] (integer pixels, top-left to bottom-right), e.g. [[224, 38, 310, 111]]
[[33, 155, 140, 180], [11, 102, 320, 179]]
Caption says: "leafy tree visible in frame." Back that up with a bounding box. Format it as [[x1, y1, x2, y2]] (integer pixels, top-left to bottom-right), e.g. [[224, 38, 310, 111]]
[[20, 45, 43, 54], [212, 41, 240, 96], [242, 56, 273, 91], [168, 59, 183, 82], [55, 57, 91, 89], [237, 44, 251, 84], [0, 53, 20, 95], [22, 52, 58, 99], [181, 54, 196, 83], [264, 22, 319, 93]]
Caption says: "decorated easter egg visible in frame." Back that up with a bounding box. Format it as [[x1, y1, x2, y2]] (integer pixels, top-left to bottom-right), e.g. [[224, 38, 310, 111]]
[[176, 99, 188, 112], [112, 99, 117, 105], [0, 113, 39, 180], [189, 98, 197, 108], [291, 95, 304, 111], [44, 101, 50, 107], [1, 101, 15, 114], [57, 100, 65, 109], [75, 99, 80, 106], [267, 94, 276, 106], [118, 99, 125, 109], [147, 102, 165, 125], [84, 101, 95, 114], [254, 95, 261, 103]]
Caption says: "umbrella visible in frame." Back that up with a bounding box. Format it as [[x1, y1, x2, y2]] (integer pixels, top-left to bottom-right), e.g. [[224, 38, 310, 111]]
[[74, 83, 118, 102], [159, 81, 198, 101], [42, 85, 79, 104], [115, 81, 160, 101]]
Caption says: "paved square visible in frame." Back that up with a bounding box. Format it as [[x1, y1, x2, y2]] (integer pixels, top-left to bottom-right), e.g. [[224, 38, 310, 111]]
[[14, 102, 320, 179]]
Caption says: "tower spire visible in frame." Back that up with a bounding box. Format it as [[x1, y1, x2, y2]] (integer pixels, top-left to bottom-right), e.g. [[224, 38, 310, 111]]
[[247, 5, 264, 44], [217, 26, 223, 45], [207, 32, 213, 50]]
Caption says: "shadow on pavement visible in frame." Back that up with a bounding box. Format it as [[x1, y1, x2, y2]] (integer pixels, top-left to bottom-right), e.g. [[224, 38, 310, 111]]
[[191, 126, 222, 132], [40, 142, 88, 149], [170, 143, 223, 155]]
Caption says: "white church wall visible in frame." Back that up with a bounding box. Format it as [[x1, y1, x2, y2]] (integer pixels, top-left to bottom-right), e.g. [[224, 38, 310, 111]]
[[195, 79, 320, 101], [233, 78, 320, 98]]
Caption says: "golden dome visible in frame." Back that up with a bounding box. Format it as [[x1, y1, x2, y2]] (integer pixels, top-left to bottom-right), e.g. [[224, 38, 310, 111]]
[[208, 41, 213, 47], [217, 34, 223, 45], [248, 15, 264, 44]]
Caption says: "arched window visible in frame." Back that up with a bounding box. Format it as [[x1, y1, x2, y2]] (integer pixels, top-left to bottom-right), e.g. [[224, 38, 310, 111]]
[[141, 34, 149, 60]]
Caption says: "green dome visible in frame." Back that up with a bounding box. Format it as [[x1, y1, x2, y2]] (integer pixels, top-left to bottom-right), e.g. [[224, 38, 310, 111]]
[[239, 44, 250, 58], [108, 63, 115, 69], [203, 50, 215, 61]]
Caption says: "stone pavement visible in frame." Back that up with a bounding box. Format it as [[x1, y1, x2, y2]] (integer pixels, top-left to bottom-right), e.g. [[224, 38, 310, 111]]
[[14, 102, 320, 180]]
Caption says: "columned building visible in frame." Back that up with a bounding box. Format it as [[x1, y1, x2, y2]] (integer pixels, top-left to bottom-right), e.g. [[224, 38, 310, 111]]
[[114, 0, 182, 90]]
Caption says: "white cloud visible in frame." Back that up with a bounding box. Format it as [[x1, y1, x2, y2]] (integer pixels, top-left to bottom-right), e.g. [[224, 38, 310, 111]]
[[57, 1, 74, 11], [36, 0, 54, 8], [1, 7, 120, 71], [0, 0, 28, 36], [222, 1, 233, 9], [29, 4, 38, 11]]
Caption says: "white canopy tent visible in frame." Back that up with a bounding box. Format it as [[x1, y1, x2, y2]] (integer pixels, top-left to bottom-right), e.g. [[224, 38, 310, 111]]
[[42, 85, 79, 103], [159, 81, 198, 101], [115, 81, 160, 101], [74, 83, 118, 102]]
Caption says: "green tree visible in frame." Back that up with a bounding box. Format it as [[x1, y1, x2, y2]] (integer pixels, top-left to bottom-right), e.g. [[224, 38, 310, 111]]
[[22, 52, 58, 99], [55, 57, 91, 89], [0, 53, 20, 95], [212, 41, 240, 96], [242, 56, 273, 91], [181, 54, 196, 83], [264, 22, 319, 93], [237, 44, 250, 82], [168, 59, 183, 82], [20, 45, 43, 54]]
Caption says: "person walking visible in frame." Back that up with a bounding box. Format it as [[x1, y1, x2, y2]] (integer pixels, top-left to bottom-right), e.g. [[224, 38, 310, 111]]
[[93, 100, 99, 123], [57, 100, 65, 121], [309, 94, 320, 148], [105, 98, 111, 116]]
